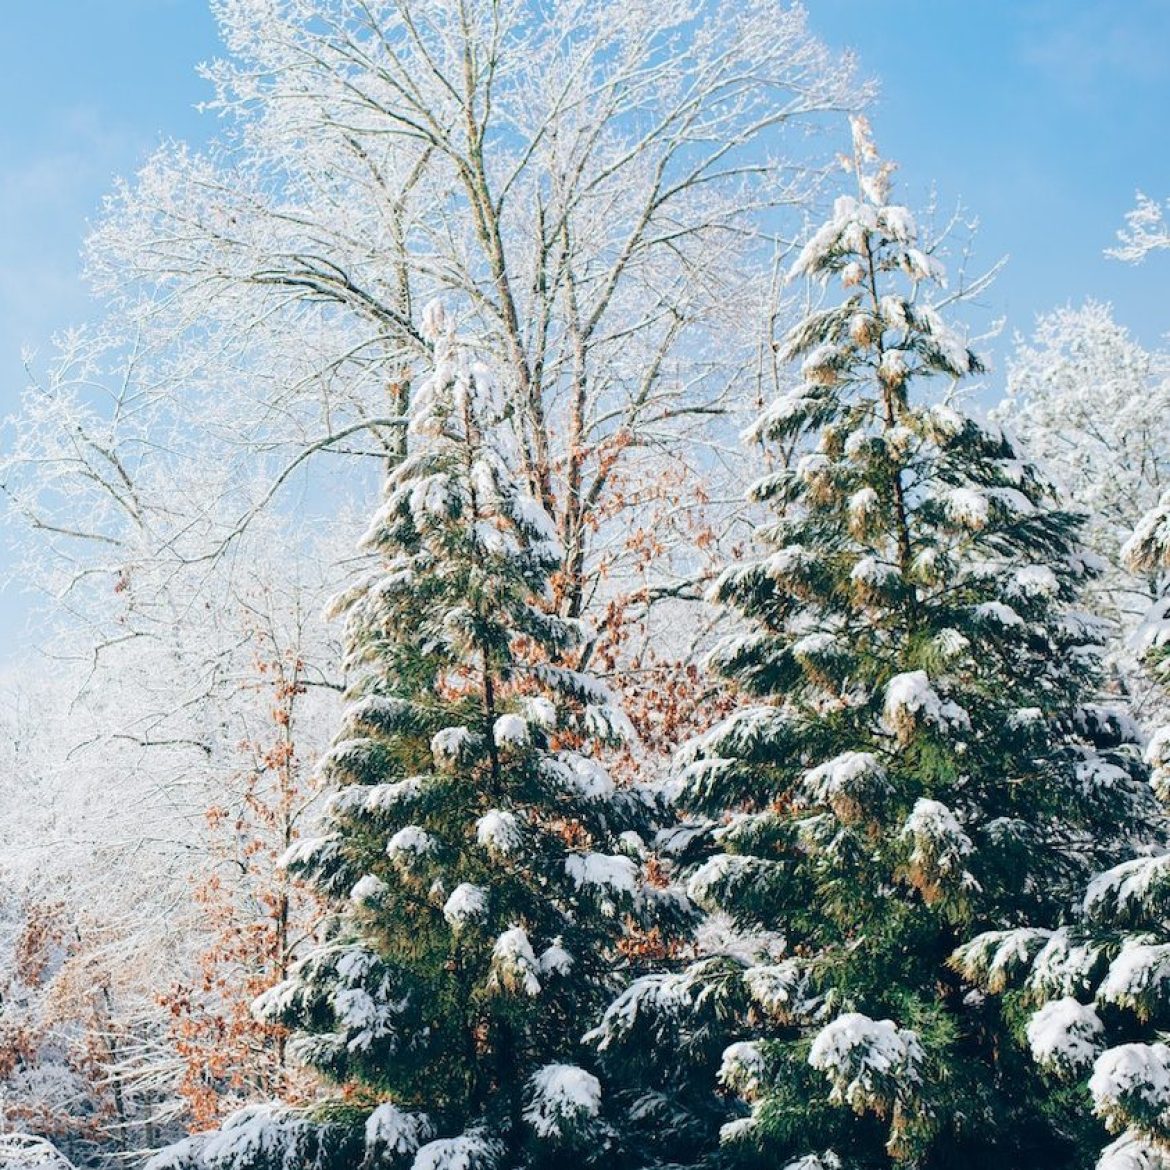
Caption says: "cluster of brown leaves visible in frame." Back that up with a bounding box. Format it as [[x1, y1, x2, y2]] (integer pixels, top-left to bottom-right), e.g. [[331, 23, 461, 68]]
[[0, 893, 127, 1148], [159, 649, 323, 1130]]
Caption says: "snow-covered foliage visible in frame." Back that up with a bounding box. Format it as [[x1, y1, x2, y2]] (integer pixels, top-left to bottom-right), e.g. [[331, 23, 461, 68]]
[[143, 1103, 359, 1170], [486, 926, 544, 999], [364, 1103, 435, 1161], [0, 612, 334, 1157], [1097, 1131, 1170, 1170], [896, 798, 979, 914], [950, 928, 1058, 994], [801, 751, 890, 824], [643, 118, 1160, 1169], [956, 385, 1170, 1167], [1124, 490, 1170, 700], [807, 1013, 924, 1115], [412, 1129, 503, 1170], [1085, 854, 1170, 926], [1091, 1045, 1170, 1138], [1026, 998, 1105, 1074], [522, 1064, 603, 1141], [474, 811, 523, 857], [1110, 193, 1170, 263], [441, 884, 489, 929], [147, 325, 686, 1170], [718, 1041, 769, 1101], [882, 673, 970, 743], [0, 1134, 75, 1170]]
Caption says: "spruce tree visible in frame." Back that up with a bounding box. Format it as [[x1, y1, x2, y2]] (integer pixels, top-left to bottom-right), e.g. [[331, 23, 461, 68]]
[[146, 304, 684, 1170], [956, 493, 1170, 1170], [591, 118, 1159, 1170]]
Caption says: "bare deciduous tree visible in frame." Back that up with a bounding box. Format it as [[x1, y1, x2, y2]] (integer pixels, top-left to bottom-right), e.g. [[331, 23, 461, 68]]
[[6, 0, 865, 642]]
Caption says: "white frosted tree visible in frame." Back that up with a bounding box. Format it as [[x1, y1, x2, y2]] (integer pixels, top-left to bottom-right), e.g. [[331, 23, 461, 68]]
[[1109, 193, 1170, 263], [992, 301, 1170, 712], [1, 0, 866, 654], [0, 548, 344, 1158]]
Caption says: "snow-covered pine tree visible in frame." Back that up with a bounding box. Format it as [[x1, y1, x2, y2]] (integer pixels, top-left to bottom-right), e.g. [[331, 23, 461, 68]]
[[589, 117, 1160, 1170], [956, 495, 1170, 1170], [144, 304, 687, 1170]]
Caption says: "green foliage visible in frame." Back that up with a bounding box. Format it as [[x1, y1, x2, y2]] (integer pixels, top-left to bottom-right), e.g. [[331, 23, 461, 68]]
[[147, 312, 688, 1170], [602, 118, 1159, 1170], [957, 500, 1170, 1170]]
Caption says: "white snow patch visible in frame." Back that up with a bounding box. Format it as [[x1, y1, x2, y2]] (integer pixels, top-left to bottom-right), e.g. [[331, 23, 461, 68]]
[[851, 556, 898, 586], [944, 487, 990, 530], [475, 810, 523, 856], [412, 1129, 501, 1170], [781, 1155, 843, 1170], [1096, 1132, 1170, 1170], [1026, 998, 1104, 1073], [351, 874, 388, 904], [1097, 941, 1170, 1014], [523, 1064, 602, 1138], [1090, 1043, 1170, 1132], [1013, 565, 1060, 597], [1086, 855, 1170, 922], [718, 1041, 768, 1100], [493, 714, 529, 748], [442, 883, 488, 928], [387, 827, 437, 860], [803, 751, 888, 820], [793, 632, 838, 660], [537, 943, 574, 978], [432, 726, 474, 767], [808, 1013, 923, 1113], [565, 853, 639, 897], [488, 927, 542, 997], [521, 696, 557, 730], [975, 601, 1025, 628], [544, 753, 615, 800], [883, 671, 970, 740], [365, 1104, 434, 1159]]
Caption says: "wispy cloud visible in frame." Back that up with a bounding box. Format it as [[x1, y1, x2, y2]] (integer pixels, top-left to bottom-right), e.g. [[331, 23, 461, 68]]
[[0, 106, 142, 385], [1018, 0, 1170, 104]]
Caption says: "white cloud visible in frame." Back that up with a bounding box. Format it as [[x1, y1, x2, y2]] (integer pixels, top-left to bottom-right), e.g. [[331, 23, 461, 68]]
[[1019, 0, 1170, 103]]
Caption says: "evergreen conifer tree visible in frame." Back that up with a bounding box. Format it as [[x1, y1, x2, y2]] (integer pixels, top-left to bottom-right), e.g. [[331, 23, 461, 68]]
[[145, 304, 685, 1170], [590, 118, 1160, 1170], [957, 494, 1170, 1170]]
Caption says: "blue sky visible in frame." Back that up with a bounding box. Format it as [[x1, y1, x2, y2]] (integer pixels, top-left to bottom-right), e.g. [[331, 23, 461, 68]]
[[814, 0, 1170, 346], [0, 0, 1168, 647]]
